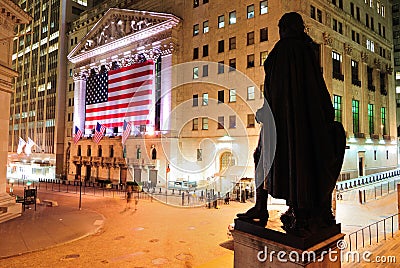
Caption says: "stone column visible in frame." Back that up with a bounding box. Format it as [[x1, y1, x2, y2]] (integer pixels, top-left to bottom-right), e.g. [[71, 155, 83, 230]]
[[160, 53, 172, 132], [73, 72, 87, 135]]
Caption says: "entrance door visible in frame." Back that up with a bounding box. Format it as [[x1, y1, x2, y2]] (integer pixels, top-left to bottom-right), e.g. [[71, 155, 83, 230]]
[[149, 170, 158, 188], [120, 168, 127, 184], [134, 168, 141, 182], [358, 151, 365, 177], [85, 165, 91, 181]]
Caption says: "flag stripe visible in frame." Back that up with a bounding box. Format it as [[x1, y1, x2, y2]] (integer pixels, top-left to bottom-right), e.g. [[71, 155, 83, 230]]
[[86, 110, 150, 121], [109, 70, 153, 84], [87, 120, 150, 129]]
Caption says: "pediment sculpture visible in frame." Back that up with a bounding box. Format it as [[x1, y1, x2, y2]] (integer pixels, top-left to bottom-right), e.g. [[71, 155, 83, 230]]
[[82, 15, 163, 52]]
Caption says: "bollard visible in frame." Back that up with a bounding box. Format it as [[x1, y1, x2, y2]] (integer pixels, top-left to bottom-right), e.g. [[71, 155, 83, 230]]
[[363, 190, 366, 203], [359, 190, 363, 204], [182, 192, 184, 206]]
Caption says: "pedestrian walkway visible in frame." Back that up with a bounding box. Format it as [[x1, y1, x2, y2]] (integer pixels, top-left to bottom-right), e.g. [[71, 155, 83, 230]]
[[0, 193, 104, 259]]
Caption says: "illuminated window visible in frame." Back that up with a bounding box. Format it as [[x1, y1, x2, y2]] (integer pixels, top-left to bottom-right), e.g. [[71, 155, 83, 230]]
[[229, 11, 236, 24], [218, 15, 225, 28], [260, 1, 268, 14], [247, 86, 255, 100], [333, 95, 342, 123], [193, 24, 199, 36], [193, 67, 199, 79], [229, 89, 236, 102], [192, 118, 198, 130], [247, 5, 255, 19], [202, 118, 209, 130], [203, 21, 209, 33]]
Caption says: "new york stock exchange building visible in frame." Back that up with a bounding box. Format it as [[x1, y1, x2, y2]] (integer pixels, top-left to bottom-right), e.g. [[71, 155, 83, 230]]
[[65, 1, 398, 195], [67, 7, 260, 194]]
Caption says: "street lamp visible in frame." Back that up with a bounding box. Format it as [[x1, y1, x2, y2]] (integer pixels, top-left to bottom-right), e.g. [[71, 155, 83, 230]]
[[78, 175, 82, 210]]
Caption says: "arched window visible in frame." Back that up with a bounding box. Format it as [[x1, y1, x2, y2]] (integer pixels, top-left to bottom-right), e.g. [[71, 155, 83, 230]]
[[220, 152, 235, 172], [151, 148, 157, 160]]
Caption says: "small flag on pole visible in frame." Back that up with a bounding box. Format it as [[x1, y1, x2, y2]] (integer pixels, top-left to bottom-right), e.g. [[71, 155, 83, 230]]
[[24, 137, 35, 155], [93, 122, 106, 144], [122, 120, 132, 145], [74, 126, 83, 144], [17, 137, 26, 154]]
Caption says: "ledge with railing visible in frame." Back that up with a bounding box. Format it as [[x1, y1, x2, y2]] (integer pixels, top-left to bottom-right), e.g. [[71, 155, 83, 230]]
[[346, 213, 399, 251]]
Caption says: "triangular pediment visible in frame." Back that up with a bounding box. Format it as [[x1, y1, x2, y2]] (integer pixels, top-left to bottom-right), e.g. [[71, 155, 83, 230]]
[[68, 8, 180, 63]]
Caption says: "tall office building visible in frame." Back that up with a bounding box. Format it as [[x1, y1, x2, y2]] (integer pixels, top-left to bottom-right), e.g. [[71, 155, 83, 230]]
[[7, 0, 94, 180]]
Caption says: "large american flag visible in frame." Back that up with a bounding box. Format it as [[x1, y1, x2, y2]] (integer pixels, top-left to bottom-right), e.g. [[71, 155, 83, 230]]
[[85, 60, 154, 131]]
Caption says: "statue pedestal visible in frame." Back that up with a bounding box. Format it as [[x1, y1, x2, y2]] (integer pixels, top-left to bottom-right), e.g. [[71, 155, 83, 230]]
[[0, 193, 22, 224], [232, 219, 344, 268]]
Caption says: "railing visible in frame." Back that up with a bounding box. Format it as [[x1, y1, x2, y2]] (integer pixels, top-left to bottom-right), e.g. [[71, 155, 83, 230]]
[[357, 179, 400, 203], [347, 213, 399, 251], [9, 179, 228, 208], [336, 168, 400, 192]]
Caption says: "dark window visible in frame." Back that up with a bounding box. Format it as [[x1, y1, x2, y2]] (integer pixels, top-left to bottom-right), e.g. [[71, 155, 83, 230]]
[[218, 40, 224, 53], [380, 72, 387, 95], [229, 37, 236, 50], [193, 94, 199, 106], [193, 47, 199, 59], [332, 51, 343, 80], [356, 7, 360, 21], [202, 65, 208, 77], [98, 145, 102, 157], [247, 31, 254, 45], [351, 60, 361, 86], [247, 54, 255, 68], [371, 17, 374, 31], [87, 145, 91, 156], [218, 90, 224, 103], [218, 116, 224, 129], [350, 3, 354, 17], [193, 0, 199, 8], [311, 5, 316, 19], [218, 61, 224, 74], [260, 27, 268, 42], [366, 13, 369, 27], [367, 67, 374, 91], [203, 0, 208, 3], [317, 9, 322, 23], [110, 145, 114, 158], [229, 58, 236, 71], [203, 45, 209, 57]]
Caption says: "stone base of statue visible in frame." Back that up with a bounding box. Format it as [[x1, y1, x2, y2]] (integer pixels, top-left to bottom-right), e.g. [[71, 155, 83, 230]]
[[232, 214, 344, 268], [0, 193, 22, 224]]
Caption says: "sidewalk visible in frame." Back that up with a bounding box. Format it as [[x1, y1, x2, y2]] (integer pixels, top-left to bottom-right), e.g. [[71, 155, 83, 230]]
[[0, 190, 104, 259]]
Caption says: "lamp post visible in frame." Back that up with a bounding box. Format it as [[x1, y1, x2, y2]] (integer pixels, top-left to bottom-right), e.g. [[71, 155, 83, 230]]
[[78, 175, 82, 210]]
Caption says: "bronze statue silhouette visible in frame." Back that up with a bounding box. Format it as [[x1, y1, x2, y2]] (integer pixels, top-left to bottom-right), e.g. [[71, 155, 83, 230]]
[[237, 12, 346, 235]]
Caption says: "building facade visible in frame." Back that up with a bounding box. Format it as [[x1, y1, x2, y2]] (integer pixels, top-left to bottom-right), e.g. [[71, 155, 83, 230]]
[[7, 0, 96, 181], [64, 0, 397, 193], [0, 0, 31, 223]]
